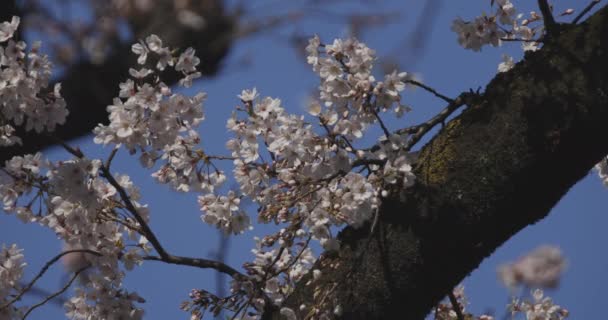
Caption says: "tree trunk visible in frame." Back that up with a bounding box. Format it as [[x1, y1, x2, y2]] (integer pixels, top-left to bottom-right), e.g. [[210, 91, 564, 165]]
[[265, 6, 608, 320]]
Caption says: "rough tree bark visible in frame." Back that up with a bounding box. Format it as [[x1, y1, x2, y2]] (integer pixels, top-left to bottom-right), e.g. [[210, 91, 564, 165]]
[[264, 5, 608, 320]]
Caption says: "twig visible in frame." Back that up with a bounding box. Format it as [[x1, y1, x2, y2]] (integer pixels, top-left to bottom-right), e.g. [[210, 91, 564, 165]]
[[99, 165, 170, 260], [447, 291, 465, 320], [16, 283, 66, 306], [400, 93, 471, 151], [572, 0, 601, 24], [143, 254, 246, 281], [21, 266, 88, 320], [0, 250, 100, 311], [405, 79, 454, 104], [105, 147, 119, 170], [274, 235, 312, 276], [537, 0, 556, 34], [371, 108, 392, 139]]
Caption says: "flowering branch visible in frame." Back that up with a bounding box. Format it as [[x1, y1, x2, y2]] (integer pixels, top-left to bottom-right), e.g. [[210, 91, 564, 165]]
[[98, 165, 170, 259], [48, 134, 247, 282], [51, 133, 170, 260]]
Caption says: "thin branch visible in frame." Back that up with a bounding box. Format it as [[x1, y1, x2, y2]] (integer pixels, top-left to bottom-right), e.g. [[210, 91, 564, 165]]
[[501, 37, 544, 43], [0, 250, 100, 311], [274, 235, 312, 277], [371, 108, 391, 139], [572, 0, 601, 24], [143, 254, 246, 281], [537, 0, 556, 33], [105, 146, 119, 170], [50, 135, 174, 264], [447, 291, 465, 320], [405, 79, 454, 104], [21, 266, 87, 320], [49, 125, 170, 261], [99, 165, 170, 260], [400, 93, 472, 151]]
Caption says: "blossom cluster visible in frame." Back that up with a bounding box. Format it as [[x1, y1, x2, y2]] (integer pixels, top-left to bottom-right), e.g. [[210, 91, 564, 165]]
[[1, 18, 157, 316], [451, 0, 541, 53], [432, 286, 494, 320], [432, 285, 569, 320], [498, 245, 567, 290], [508, 289, 569, 320], [0, 4, 588, 318], [184, 35, 416, 317], [497, 246, 569, 320], [595, 157, 608, 187], [0, 151, 150, 319], [93, 34, 204, 153], [0, 16, 68, 146], [0, 244, 27, 319]]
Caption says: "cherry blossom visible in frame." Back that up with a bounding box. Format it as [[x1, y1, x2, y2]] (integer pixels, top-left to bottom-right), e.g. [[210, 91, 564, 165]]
[[498, 245, 567, 289]]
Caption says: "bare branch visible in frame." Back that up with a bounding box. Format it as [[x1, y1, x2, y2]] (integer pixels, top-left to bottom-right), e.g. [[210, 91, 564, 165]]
[[21, 266, 88, 320], [573, 0, 602, 24], [405, 79, 454, 104], [143, 254, 246, 281], [0, 250, 100, 311]]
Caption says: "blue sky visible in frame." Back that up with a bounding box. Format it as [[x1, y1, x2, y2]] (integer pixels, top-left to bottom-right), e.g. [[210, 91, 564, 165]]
[[1, 1, 607, 319]]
